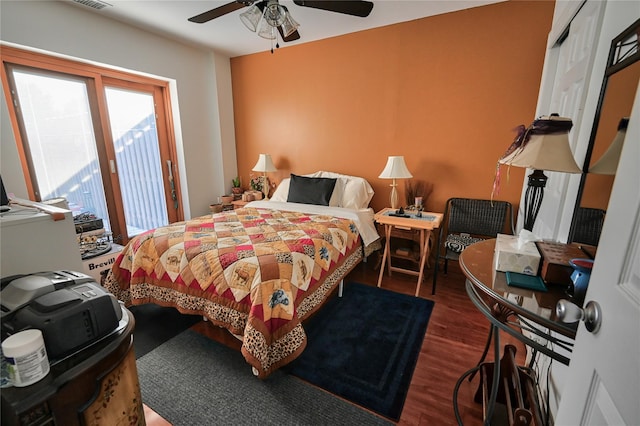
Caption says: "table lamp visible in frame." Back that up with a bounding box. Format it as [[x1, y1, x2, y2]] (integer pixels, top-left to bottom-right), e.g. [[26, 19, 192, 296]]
[[252, 154, 277, 200], [379, 156, 413, 210], [588, 117, 628, 175], [498, 115, 581, 231]]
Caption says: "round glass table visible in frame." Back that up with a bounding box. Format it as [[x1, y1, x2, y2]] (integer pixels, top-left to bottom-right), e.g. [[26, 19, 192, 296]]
[[454, 238, 577, 425], [460, 238, 576, 362]]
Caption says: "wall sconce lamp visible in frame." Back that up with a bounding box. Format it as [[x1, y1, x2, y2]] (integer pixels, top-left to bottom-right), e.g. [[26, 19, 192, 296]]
[[588, 117, 629, 175], [498, 115, 582, 231], [252, 154, 277, 200], [379, 156, 413, 210]]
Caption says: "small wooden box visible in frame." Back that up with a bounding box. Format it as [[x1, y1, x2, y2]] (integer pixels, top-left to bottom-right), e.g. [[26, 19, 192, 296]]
[[536, 241, 588, 285]]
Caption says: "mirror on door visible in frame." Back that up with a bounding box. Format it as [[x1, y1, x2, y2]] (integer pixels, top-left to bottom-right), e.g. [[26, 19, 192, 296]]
[[569, 19, 640, 249]]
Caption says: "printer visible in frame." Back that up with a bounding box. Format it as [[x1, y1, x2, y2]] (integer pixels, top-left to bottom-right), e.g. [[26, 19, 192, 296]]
[[1, 270, 123, 360]]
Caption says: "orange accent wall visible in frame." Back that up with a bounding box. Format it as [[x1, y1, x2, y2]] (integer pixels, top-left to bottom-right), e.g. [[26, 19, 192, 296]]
[[231, 1, 555, 214]]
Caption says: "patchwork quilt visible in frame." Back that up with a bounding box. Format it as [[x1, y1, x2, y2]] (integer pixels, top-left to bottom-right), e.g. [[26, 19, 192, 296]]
[[103, 207, 363, 377]]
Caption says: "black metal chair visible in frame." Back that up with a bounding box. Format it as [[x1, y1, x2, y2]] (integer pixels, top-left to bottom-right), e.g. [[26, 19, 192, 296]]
[[432, 198, 513, 294], [572, 207, 606, 247]]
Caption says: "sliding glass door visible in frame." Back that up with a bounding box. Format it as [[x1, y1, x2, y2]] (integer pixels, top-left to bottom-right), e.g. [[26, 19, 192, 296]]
[[104, 85, 169, 237], [10, 68, 112, 229], [2, 48, 181, 244]]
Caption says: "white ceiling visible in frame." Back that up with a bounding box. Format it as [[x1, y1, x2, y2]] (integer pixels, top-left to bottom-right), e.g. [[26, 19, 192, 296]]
[[63, 0, 504, 57]]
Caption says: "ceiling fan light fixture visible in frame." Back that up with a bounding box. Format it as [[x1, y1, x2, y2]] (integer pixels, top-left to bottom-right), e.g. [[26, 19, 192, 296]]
[[239, 4, 262, 32], [264, 0, 286, 27], [280, 8, 299, 37], [189, 0, 375, 49]]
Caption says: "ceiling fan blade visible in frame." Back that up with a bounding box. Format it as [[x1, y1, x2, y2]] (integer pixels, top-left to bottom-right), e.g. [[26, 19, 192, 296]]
[[277, 26, 301, 42], [293, 0, 373, 18], [188, 1, 252, 24]]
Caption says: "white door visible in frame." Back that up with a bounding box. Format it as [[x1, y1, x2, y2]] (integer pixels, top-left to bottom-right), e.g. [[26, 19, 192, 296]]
[[555, 81, 640, 424], [533, 0, 603, 240], [522, 1, 603, 410]]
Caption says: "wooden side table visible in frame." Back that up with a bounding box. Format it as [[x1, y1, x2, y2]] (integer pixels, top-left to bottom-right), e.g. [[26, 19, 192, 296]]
[[374, 208, 443, 296]]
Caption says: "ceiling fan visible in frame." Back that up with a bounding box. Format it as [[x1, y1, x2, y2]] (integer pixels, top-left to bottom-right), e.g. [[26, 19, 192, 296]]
[[188, 0, 374, 45]]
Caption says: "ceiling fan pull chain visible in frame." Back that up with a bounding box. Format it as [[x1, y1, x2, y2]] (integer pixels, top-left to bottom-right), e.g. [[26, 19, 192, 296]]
[[270, 26, 280, 54], [270, 28, 274, 53]]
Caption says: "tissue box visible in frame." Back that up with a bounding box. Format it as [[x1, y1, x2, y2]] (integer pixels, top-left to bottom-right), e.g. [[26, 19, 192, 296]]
[[494, 234, 541, 275]]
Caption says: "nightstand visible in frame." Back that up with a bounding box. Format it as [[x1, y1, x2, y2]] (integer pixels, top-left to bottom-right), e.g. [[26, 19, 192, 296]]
[[232, 200, 249, 209], [374, 208, 443, 296]]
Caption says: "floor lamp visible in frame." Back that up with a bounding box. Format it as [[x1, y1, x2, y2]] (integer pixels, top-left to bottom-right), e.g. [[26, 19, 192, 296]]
[[498, 115, 582, 231]]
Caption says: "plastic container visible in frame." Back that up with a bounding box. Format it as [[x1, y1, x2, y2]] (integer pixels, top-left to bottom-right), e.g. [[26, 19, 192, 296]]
[[1, 329, 50, 387], [568, 258, 594, 307]]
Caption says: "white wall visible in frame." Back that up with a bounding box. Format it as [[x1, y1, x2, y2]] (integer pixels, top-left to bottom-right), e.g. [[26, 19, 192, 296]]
[[0, 0, 238, 218]]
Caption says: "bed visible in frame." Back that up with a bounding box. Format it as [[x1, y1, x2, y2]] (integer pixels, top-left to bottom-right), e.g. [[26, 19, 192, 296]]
[[103, 172, 380, 378]]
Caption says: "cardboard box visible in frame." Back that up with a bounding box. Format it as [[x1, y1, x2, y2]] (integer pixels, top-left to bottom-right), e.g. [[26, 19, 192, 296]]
[[82, 243, 124, 283], [494, 234, 541, 276]]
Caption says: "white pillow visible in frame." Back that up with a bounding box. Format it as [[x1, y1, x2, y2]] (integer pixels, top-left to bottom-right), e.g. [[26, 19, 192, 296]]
[[271, 176, 344, 207], [329, 178, 345, 207], [309, 171, 374, 210], [270, 178, 290, 202]]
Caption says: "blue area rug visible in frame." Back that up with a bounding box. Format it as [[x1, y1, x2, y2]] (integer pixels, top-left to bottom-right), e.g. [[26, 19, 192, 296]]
[[285, 282, 435, 421]]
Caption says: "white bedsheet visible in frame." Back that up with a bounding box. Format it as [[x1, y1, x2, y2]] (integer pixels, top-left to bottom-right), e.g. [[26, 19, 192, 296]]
[[245, 200, 380, 246]]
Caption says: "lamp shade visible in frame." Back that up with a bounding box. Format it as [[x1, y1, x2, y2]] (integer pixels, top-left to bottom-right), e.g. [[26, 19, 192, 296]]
[[378, 156, 413, 179], [258, 19, 277, 40], [589, 117, 628, 175], [499, 116, 581, 173], [280, 7, 299, 37], [252, 154, 277, 173], [263, 0, 286, 27], [239, 4, 262, 32]]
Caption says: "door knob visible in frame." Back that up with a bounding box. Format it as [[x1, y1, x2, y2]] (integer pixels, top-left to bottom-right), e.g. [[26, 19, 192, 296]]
[[556, 299, 602, 333]]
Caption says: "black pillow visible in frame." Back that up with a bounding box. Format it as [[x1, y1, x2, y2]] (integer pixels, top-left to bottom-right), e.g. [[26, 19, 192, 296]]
[[287, 174, 337, 206]]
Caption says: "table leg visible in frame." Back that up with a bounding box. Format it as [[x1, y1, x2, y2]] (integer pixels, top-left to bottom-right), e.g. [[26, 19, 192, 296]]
[[385, 225, 393, 276], [469, 326, 494, 382], [415, 229, 432, 297], [484, 324, 501, 426], [377, 225, 392, 288], [452, 323, 501, 426]]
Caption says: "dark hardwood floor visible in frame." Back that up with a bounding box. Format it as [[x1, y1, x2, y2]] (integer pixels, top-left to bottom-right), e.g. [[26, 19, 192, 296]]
[[144, 256, 527, 425]]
